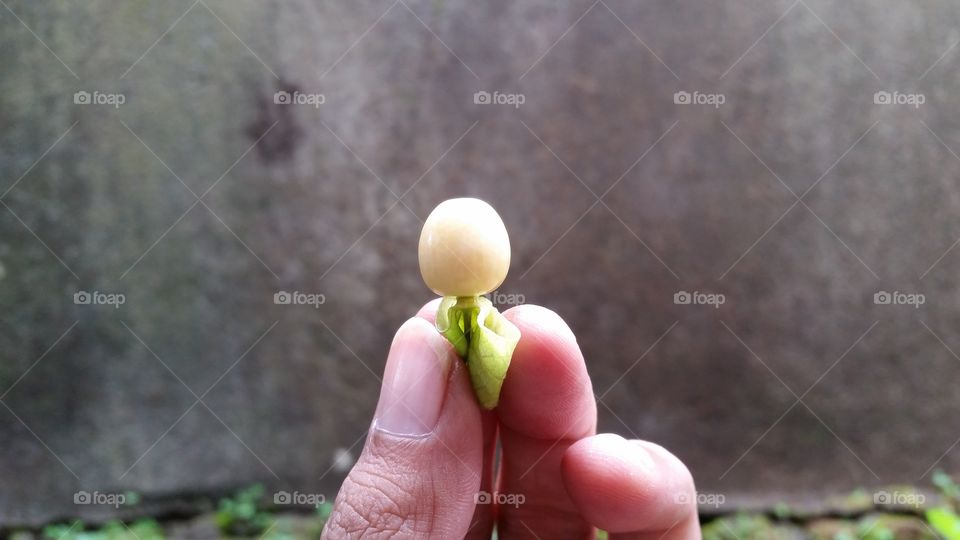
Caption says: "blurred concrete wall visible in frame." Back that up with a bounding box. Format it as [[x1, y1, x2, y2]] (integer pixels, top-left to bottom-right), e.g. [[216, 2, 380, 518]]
[[2, 0, 960, 526]]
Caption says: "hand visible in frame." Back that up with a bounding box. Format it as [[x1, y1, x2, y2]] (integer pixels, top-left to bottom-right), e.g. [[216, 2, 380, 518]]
[[322, 301, 700, 539]]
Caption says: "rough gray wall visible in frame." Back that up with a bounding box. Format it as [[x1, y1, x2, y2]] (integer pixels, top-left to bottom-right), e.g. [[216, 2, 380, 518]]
[[2, 0, 960, 526]]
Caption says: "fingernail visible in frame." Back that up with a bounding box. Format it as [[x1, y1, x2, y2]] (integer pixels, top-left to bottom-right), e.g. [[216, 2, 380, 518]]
[[373, 318, 453, 437]]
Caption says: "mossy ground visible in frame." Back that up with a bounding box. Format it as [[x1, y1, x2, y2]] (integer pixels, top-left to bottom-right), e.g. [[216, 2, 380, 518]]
[[701, 513, 937, 540], [8, 478, 960, 539], [3, 511, 938, 540]]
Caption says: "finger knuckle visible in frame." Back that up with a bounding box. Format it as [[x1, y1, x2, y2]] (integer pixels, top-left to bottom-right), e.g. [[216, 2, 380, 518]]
[[323, 464, 438, 539]]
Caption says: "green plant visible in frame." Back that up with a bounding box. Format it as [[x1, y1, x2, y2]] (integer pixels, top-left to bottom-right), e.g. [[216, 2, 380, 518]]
[[702, 514, 774, 540], [928, 470, 960, 539], [316, 500, 333, 523], [772, 502, 792, 520], [259, 529, 297, 540], [215, 484, 273, 536], [928, 507, 960, 540], [42, 519, 164, 540], [935, 470, 960, 503], [853, 517, 894, 540]]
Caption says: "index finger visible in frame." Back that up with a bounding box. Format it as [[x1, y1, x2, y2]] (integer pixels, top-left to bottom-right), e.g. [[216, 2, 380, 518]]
[[494, 304, 597, 538]]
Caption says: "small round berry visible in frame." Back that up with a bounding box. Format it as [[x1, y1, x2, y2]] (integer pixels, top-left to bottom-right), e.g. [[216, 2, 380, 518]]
[[418, 198, 511, 297]]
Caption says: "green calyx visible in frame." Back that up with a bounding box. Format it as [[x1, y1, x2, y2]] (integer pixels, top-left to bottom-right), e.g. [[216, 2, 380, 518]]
[[436, 295, 521, 409]]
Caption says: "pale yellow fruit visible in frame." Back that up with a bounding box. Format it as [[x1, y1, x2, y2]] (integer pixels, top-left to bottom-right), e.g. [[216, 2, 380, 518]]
[[418, 198, 511, 297]]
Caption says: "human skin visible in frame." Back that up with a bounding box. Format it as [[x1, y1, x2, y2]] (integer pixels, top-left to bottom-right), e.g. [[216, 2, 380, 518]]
[[322, 300, 701, 539]]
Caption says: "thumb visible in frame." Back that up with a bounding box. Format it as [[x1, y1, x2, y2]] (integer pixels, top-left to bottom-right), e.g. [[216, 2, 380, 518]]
[[323, 317, 483, 539]]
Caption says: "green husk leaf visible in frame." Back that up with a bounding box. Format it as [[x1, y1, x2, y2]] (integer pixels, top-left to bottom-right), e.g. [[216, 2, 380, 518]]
[[436, 296, 521, 409]]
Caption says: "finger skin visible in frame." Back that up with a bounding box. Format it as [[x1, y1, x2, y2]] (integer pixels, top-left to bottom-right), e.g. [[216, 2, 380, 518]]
[[609, 518, 701, 540], [464, 412, 498, 540], [323, 318, 483, 539], [418, 297, 497, 539], [414, 301, 701, 538], [495, 305, 597, 539], [415, 298, 444, 323], [562, 434, 700, 539]]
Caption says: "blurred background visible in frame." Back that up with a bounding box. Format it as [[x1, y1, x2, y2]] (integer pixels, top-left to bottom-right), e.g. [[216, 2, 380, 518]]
[[3, 1, 960, 538]]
